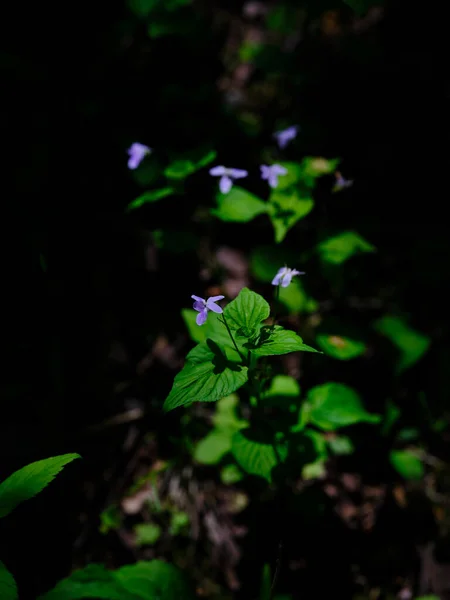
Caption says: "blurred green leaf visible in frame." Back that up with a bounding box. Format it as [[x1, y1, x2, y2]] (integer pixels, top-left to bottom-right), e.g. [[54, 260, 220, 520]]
[[38, 564, 134, 600], [194, 431, 233, 465], [134, 523, 162, 546], [127, 187, 174, 211], [232, 428, 286, 482], [164, 160, 195, 179], [220, 464, 244, 484], [316, 334, 366, 360], [224, 288, 270, 338], [268, 190, 314, 243], [128, 0, 191, 18], [250, 245, 299, 283], [114, 560, 194, 600], [343, 0, 384, 17], [212, 187, 268, 223], [265, 375, 300, 398], [381, 399, 401, 436], [253, 326, 319, 357], [0, 454, 80, 519], [390, 449, 425, 480], [266, 5, 299, 34], [195, 150, 217, 169], [181, 309, 207, 344], [99, 505, 122, 534], [0, 561, 17, 600], [374, 315, 430, 373], [327, 435, 355, 455], [212, 394, 248, 432], [169, 511, 189, 535], [302, 459, 326, 480], [317, 231, 376, 264], [305, 383, 381, 431], [279, 278, 318, 314], [259, 564, 271, 600]]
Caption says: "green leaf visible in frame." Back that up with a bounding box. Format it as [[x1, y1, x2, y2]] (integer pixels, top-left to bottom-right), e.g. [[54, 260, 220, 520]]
[[134, 523, 162, 546], [390, 450, 425, 480], [163, 342, 248, 411], [271, 162, 303, 191], [224, 288, 270, 338], [316, 334, 366, 360], [38, 564, 134, 600], [114, 560, 194, 600], [250, 245, 299, 283], [164, 160, 196, 179], [268, 190, 314, 243], [327, 435, 355, 455], [374, 315, 430, 373], [260, 564, 271, 600], [232, 428, 284, 483], [317, 231, 375, 265], [279, 278, 318, 314], [343, 0, 384, 17], [194, 395, 247, 464], [194, 431, 233, 464], [0, 454, 81, 519], [169, 511, 189, 535], [305, 383, 381, 431], [302, 459, 326, 480], [212, 186, 268, 223], [127, 187, 174, 211], [253, 326, 319, 357], [220, 464, 244, 484], [195, 150, 217, 169], [181, 309, 207, 344], [99, 505, 122, 534], [185, 312, 247, 363], [301, 156, 339, 182], [212, 394, 248, 432], [265, 375, 300, 398], [0, 561, 18, 600]]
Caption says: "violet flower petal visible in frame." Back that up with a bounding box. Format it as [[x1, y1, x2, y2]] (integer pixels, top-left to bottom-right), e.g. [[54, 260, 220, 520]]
[[196, 308, 208, 326], [219, 175, 233, 194]]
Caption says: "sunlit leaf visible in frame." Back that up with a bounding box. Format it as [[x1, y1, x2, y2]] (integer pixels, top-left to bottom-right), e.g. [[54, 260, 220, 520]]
[[268, 190, 314, 243], [194, 431, 233, 465], [220, 464, 244, 484], [374, 315, 430, 373], [99, 505, 122, 534], [0, 454, 80, 519], [390, 449, 424, 480], [163, 344, 248, 411], [305, 383, 381, 431], [224, 288, 270, 338], [316, 334, 366, 360], [327, 435, 355, 455], [134, 523, 162, 546], [317, 231, 375, 264], [169, 511, 189, 535], [253, 326, 319, 357], [232, 428, 286, 482], [212, 187, 268, 223]]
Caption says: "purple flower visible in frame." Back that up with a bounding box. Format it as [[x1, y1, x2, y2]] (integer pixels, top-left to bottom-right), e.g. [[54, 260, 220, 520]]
[[209, 166, 248, 194], [333, 172, 354, 192], [127, 143, 152, 170], [272, 266, 305, 288], [191, 294, 225, 326], [273, 125, 299, 150], [260, 164, 288, 188]]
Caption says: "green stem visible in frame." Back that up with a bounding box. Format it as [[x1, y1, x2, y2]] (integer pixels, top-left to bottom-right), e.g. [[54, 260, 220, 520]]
[[271, 285, 280, 331], [219, 314, 246, 363]]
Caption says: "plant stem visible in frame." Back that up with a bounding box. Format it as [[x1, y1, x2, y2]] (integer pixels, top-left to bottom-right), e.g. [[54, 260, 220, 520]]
[[269, 541, 283, 600], [271, 285, 280, 331], [220, 314, 246, 363]]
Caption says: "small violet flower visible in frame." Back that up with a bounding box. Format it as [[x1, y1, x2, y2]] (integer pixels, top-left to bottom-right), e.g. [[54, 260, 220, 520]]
[[272, 266, 305, 288], [260, 164, 288, 188], [191, 294, 225, 326], [209, 166, 248, 194], [332, 171, 354, 193], [127, 142, 152, 170], [273, 125, 299, 150]]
